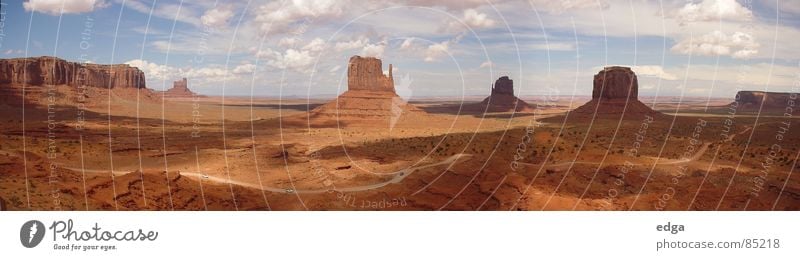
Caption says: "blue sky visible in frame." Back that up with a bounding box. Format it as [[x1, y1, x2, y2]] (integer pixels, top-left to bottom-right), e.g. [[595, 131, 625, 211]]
[[2, 0, 799, 98]]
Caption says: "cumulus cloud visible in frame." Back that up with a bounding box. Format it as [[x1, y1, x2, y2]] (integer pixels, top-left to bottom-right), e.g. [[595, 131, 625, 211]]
[[302, 38, 326, 52], [361, 43, 386, 58], [23, 0, 109, 15], [462, 9, 495, 28], [671, 30, 759, 59], [631, 66, 678, 80], [233, 64, 256, 74], [125, 59, 178, 80], [424, 41, 450, 62], [125, 59, 257, 85], [335, 38, 369, 51], [266, 49, 315, 72], [527, 0, 609, 13], [201, 6, 234, 28], [675, 0, 753, 25], [255, 0, 346, 34], [444, 8, 496, 32]]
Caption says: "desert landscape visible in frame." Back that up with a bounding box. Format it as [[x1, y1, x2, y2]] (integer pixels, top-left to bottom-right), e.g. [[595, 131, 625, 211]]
[[0, 55, 797, 211]]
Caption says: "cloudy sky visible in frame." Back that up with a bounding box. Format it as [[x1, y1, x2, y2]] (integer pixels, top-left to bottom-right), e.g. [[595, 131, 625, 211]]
[[2, 0, 799, 98]]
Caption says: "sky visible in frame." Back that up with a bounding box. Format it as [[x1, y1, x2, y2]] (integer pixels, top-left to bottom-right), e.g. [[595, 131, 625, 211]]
[[1, 0, 799, 98]]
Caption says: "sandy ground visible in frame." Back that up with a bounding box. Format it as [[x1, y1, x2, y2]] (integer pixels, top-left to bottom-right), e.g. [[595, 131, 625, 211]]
[[0, 85, 798, 210]]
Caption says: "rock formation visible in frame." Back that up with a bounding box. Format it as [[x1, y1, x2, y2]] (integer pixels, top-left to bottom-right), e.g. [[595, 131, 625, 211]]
[[475, 76, 533, 112], [0, 56, 145, 89], [568, 66, 660, 119], [301, 56, 422, 127], [347, 56, 394, 92], [733, 91, 797, 110], [592, 66, 638, 100], [160, 78, 201, 98]]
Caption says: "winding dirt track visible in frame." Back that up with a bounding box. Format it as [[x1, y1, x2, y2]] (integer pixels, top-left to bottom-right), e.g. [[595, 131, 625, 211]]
[[58, 153, 473, 194]]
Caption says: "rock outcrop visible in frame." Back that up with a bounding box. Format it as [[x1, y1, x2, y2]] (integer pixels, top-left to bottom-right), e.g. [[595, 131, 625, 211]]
[[592, 66, 637, 100], [568, 66, 660, 119], [347, 56, 394, 92], [300, 56, 422, 127], [0, 56, 145, 89], [475, 76, 533, 112], [160, 78, 200, 98], [491, 76, 515, 96], [733, 91, 797, 110]]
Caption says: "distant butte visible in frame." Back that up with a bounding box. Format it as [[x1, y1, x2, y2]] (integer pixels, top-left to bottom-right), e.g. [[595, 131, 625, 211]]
[[568, 66, 662, 119], [476, 76, 534, 113], [732, 91, 798, 111], [302, 55, 422, 127], [160, 78, 202, 98]]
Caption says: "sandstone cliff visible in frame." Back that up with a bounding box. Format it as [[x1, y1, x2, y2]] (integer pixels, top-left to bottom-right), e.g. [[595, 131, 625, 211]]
[[734, 91, 797, 110], [592, 66, 637, 100], [567, 66, 660, 120], [298, 56, 422, 128], [475, 76, 533, 113], [160, 78, 200, 98], [347, 56, 394, 92], [0, 56, 145, 89]]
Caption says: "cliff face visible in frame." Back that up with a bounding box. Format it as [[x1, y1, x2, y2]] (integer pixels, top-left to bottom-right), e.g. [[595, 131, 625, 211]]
[[735, 91, 797, 108], [347, 56, 394, 92], [161, 78, 198, 97], [0, 56, 145, 89], [491, 76, 514, 96], [477, 76, 533, 112], [566, 66, 661, 119], [592, 66, 638, 100]]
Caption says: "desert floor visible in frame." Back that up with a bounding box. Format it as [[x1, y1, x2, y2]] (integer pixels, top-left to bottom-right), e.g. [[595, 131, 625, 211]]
[[0, 86, 798, 210]]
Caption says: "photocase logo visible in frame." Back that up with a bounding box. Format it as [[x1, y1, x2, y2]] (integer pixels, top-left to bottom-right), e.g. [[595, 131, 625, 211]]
[[20, 220, 45, 248]]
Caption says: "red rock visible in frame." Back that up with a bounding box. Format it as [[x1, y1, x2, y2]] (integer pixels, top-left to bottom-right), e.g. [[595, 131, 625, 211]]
[[160, 78, 201, 97], [733, 91, 798, 110], [568, 66, 661, 119], [476, 76, 533, 112], [346, 56, 394, 92], [297, 56, 422, 127], [592, 66, 637, 100], [0, 56, 145, 89]]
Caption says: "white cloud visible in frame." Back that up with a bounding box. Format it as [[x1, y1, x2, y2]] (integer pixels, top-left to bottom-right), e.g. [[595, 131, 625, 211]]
[[329, 65, 342, 73], [527, 0, 609, 13], [675, 0, 753, 26], [400, 38, 415, 49], [233, 64, 256, 74], [23, 0, 109, 15], [201, 6, 234, 28], [424, 41, 450, 62], [445, 8, 496, 32], [671, 31, 759, 59], [255, 0, 347, 34], [335, 38, 369, 51], [479, 61, 493, 69], [631, 66, 678, 81], [120, 0, 202, 26], [302, 38, 326, 52], [404, 0, 496, 11], [530, 42, 575, 51], [278, 37, 299, 47], [361, 43, 385, 58], [125, 59, 178, 81], [266, 49, 315, 72], [460, 9, 495, 28]]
